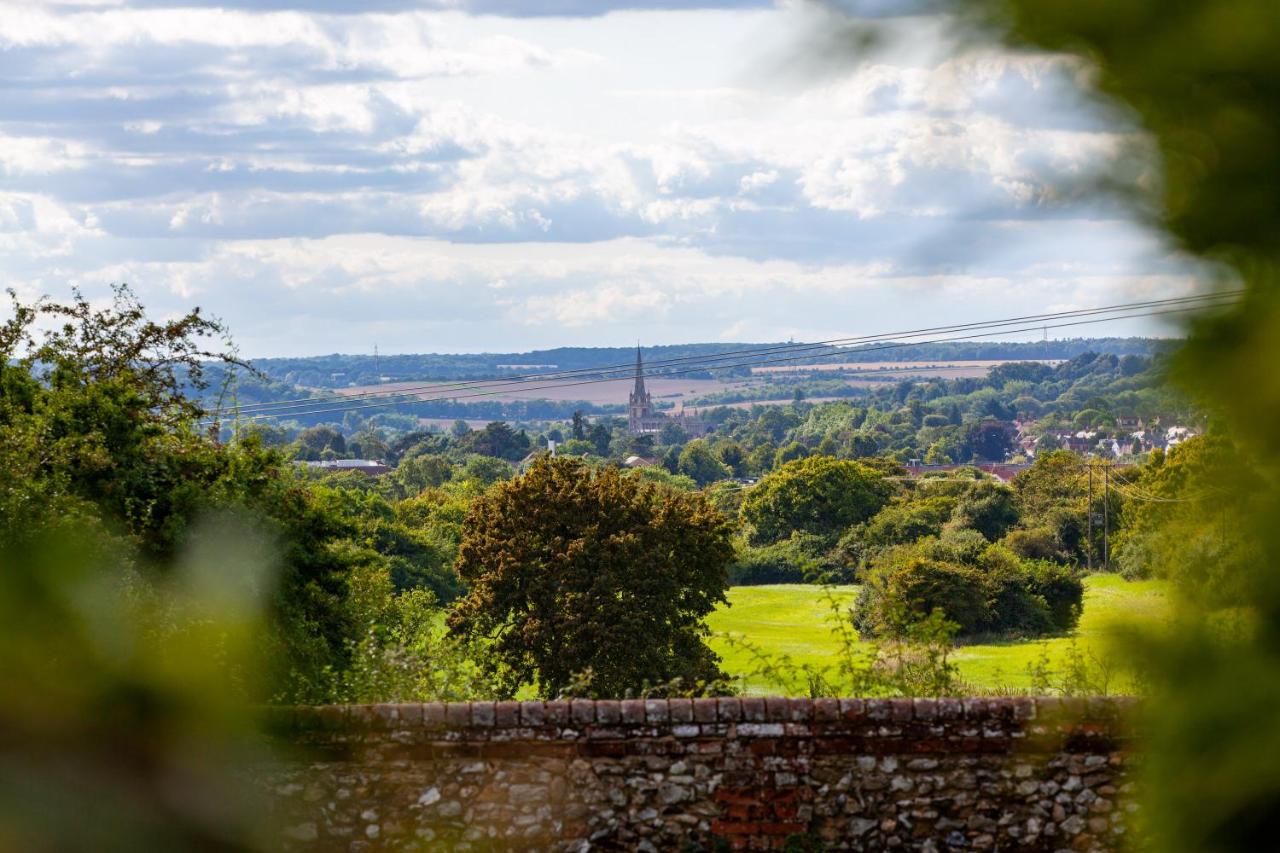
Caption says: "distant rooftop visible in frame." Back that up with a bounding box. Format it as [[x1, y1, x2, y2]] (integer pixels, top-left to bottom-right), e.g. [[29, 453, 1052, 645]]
[[300, 459, 390, 474]]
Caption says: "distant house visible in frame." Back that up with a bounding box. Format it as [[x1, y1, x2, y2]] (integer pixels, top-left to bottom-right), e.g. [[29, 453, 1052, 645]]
[[1129, 429, 1162, 451], [1052, 432, 1096, 454], [300, 459, 390, 476], [623, 455, 659, 468], [1165, 426, 1196, 448], [1116, 415, 1143, 431], [627, 347, 712, 438], [1016, 430, 1040, 456]]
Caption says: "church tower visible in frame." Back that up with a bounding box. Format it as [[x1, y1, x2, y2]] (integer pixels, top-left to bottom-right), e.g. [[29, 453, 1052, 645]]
[[628, 345, 652, 433]]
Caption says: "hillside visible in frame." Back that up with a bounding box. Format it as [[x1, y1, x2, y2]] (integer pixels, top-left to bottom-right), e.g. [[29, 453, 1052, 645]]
[[234, 337, 1172, 389]]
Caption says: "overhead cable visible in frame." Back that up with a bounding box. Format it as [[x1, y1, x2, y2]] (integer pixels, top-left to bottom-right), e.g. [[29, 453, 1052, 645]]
[[215, 291, 1238, 422], [216, 301, 1230, 424]]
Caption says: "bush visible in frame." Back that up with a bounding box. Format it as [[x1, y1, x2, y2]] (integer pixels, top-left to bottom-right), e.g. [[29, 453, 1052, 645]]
[[1024, 560, 1085, 631], [947, 480, 1020, 541], [856, 537, 1081, 639], [1002, 525, 1070, 563], [861, 496, 957, 547], [727, 539, 813, 585], [727, 534, 851, 585], [980, 545, 1055, 635], [854, 556, 992, 637], [923, 528, 990, 565], [830, 527, 869, 578]]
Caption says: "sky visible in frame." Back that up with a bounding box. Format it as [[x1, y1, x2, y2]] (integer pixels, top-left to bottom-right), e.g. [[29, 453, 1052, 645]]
[[1, 0, 1203, 357]]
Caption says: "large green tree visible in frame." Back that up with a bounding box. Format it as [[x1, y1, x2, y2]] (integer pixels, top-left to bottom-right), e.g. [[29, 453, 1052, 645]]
[[455, 421, 530, 461], [447, 457, 734, 698], [740, 455, 893, 545], [677, 439, 731, 486], [964, 419, 1013, 461]]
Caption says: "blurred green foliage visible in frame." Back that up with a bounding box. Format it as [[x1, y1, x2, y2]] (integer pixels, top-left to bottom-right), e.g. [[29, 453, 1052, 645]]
[[0, 287, 492, 846], [0, 522, 278, 849], [950, 0, 1280, 847]]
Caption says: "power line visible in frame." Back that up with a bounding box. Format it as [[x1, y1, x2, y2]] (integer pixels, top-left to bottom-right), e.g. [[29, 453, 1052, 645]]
[[215, 292, 1238, 421], [217, 302, 1227, 425], [220, 291, 1235, 418], [1105, 475, 1200, 504], [225, 304, 1224, 424]]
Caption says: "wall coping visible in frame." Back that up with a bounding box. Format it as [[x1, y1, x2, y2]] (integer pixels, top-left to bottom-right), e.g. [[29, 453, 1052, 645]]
[[264, 696, 1138, 734]]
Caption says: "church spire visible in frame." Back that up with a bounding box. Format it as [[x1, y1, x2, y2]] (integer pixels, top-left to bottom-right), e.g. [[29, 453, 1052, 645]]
[[628, 343, 652, 434], [633, 343, 646, 397]]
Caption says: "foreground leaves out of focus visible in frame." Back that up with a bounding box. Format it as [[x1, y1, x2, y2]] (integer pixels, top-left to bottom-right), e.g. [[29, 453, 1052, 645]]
[[948, 1, 1280, 848], [0, 521, 276, 850], [0, 287, 492, 847]]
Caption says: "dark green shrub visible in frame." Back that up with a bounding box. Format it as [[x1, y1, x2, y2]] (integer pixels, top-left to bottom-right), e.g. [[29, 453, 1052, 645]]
[[1043, 507, 1089, 563], [947, 480, 1020, 541], [1024, 560, 1084, 631], [862, 496, 957, 547], [830, 528, 868, 578], [727, 539, 813, 585], [1002, 525, 1067, 562], [980, 545, 1054, 635], [922, 528, 989, 564], [854, 555, 992, 636], [856, 538, 1079, 639]]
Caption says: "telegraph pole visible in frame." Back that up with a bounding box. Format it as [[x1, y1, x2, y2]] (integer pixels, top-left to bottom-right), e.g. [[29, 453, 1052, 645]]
[[1087, 462, 1094, 572], [1103, 462, 1110, 571]]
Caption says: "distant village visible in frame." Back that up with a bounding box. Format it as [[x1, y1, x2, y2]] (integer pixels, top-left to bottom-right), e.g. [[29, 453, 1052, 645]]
[[1015, 416, 1198, 460], [299, 353, 1197, 481]]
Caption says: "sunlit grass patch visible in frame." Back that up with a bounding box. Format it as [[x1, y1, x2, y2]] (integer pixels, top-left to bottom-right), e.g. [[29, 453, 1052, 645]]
[[707, 575, 1169, 695]]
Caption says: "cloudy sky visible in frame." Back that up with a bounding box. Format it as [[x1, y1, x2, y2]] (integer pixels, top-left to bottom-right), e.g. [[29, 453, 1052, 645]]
[[2, 0, 1200, 357]]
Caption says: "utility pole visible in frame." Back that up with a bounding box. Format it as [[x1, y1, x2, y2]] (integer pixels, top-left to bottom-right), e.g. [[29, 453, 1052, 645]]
[[1103, 461, 1110, 571], [1087, 462, 1094, 572]]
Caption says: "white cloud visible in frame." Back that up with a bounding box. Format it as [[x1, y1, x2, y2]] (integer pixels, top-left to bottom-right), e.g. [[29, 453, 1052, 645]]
[[0, 1, 1194, 355], [0, 134, 90, 175], [0, 193, 102, 258], [2, 232, 1198, 356]]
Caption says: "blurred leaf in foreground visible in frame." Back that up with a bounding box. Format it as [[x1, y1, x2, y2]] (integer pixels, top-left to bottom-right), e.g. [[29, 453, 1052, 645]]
[[0, 518, 279, 851], [946, 0, 1280, 848]]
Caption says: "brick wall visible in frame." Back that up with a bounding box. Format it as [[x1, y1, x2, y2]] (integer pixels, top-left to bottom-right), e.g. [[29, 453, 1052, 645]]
[[262, 696, 1136, 851]]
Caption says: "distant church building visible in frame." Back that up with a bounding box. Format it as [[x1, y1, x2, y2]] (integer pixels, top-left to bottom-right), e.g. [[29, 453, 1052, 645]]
[[628, 346, 711, 438]]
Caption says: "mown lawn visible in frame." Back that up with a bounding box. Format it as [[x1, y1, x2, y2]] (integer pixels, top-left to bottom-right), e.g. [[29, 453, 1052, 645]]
[[705, 574, 1169, 695]]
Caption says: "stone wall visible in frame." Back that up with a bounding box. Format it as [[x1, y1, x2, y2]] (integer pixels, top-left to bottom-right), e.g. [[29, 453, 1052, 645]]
[[262, 697, 1136, 852]]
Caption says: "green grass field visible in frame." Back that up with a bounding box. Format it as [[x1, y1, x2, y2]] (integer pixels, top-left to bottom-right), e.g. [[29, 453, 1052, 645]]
[[705, 575, 1169, 695]]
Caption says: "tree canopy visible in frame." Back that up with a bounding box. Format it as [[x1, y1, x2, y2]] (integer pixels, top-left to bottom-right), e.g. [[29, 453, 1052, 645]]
[[740, 455, 893, 545], [447, 457, 734, 698]]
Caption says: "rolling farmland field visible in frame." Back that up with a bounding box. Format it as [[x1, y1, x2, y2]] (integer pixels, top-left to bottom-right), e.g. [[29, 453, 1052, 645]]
[[331, 360, 1058, 414]]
